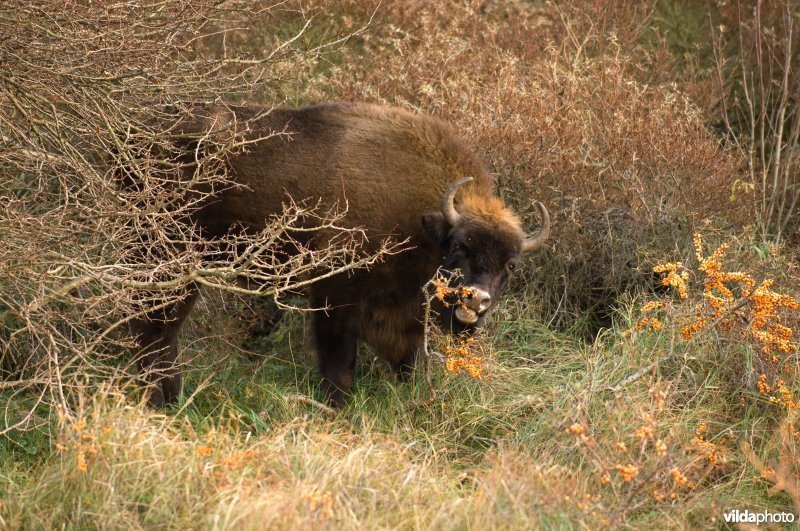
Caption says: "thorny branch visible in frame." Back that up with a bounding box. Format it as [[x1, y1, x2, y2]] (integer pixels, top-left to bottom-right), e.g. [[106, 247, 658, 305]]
[[405, 269, 469, 409], [0, 0, 383, 434]]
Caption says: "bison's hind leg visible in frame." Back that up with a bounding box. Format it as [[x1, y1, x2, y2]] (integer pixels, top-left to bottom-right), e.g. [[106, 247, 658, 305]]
[[130, 286, 200, 407], [312, 306, 358, 408]]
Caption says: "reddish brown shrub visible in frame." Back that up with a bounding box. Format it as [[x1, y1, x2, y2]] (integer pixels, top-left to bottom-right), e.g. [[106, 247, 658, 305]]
[[288, 0, 747, 332]]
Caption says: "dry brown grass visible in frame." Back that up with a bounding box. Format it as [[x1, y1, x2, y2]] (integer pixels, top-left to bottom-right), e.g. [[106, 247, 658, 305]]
[[0, 394, 586, 529]]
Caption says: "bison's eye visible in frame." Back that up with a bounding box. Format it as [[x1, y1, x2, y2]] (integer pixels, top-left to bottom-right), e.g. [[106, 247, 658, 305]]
[[505, 261, 517, 273]]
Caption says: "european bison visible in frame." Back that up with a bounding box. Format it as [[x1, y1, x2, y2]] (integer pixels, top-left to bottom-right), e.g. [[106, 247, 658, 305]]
[[131, 102, 550, 407]]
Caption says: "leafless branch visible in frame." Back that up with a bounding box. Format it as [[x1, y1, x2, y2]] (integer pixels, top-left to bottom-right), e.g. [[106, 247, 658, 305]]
[[0, 0, 381, 432]]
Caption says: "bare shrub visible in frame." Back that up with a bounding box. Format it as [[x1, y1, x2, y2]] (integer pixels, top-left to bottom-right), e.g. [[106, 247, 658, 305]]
[[0, 1, 390, 432], [711, 0, 800, 239]]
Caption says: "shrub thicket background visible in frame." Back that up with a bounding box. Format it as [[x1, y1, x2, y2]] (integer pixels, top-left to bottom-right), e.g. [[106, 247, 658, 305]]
[[1, 0, 799, 528]]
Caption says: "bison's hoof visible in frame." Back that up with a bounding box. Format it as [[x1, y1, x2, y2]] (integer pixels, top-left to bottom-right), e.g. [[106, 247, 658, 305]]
[[324, 386, 348, 409], [146, 388, 166, 409]]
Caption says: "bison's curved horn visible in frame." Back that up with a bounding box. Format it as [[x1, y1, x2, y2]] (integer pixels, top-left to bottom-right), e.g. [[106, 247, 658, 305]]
[[522, 202, 550, 252], [442, 176, 473, 225]]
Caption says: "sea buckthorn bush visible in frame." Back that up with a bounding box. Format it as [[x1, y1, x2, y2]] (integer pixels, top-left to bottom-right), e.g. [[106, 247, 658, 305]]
[[565, 389, 736, 526], [427, 274, 490, 381], [636, 233, 799, 387]]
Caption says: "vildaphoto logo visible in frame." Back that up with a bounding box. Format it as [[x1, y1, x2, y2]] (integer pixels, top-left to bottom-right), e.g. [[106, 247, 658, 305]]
[[722, 509, 795, 525]]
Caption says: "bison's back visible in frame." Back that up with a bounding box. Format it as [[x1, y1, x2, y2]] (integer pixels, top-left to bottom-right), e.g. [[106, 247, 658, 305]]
[[201, 102, 493, 243]]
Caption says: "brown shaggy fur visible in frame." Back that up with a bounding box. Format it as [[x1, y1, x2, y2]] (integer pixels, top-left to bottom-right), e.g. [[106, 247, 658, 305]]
[[132, 102, 544, 407]]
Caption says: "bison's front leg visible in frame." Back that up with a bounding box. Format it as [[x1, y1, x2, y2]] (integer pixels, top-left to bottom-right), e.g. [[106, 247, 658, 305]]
[[359, 301, 424, 383], [312, 306, 358, 408], [130, 286, 199, 407], [391, 345, 419, 382]]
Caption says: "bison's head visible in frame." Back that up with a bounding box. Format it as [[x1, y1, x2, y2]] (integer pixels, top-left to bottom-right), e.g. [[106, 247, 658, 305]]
[[422, 177, 550, 333]]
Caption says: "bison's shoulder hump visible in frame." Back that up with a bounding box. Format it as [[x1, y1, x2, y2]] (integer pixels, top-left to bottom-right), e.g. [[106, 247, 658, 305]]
[[311, 103, 491, 180]]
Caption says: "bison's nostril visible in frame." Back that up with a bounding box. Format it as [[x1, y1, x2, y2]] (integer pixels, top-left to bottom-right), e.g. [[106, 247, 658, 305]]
[[465, 288, 492, 314]]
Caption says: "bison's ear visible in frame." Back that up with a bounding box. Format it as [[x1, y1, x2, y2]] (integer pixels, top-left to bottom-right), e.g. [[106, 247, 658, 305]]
[[421, 212, 450, 248]]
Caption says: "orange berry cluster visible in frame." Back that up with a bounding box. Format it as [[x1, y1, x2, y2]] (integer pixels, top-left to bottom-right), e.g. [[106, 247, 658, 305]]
[[645, 234, 798, 361], [757, 374, 800, 411], [443, 337, 486, 380], [636, 301, 665, 332], [304, 488, 334, 522], [196, 444, 213, 458], [432, 275, 474, 309], [653, 262, 689, 299], [615, 463, 640, 482], [691, 423, 726, 466], [567, 422, 595, 447], [55, 411, 111, 474], [750, 281, 799, 358]]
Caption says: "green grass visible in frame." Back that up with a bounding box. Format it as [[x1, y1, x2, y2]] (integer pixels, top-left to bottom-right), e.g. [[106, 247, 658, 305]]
[[1, 280, 796, 528]]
